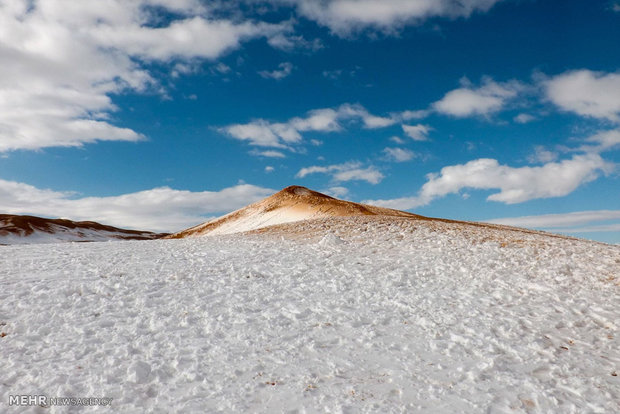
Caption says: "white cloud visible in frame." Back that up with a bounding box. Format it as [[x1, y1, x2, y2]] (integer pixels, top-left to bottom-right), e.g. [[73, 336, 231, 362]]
[[264, 166, 275, 173], [323, 69, 343, 79], [212, 63, 232, 74], [514, 113, 535, 124], [383, 147, 416, 162], [223, 103, 438, 151], [581, 129, 620, 153], [487, 210, 620, 229], [333, 167, 383, 184], [568, 129, 620, 155], [296, 161, 384, 184], [267, 33, 323, 52], [173, 62, 201, 78], [399, 109, 430, 121], [525, 128, 620, 167], [224, 121, 290, 147], [421, 154, 611, 204], [0, 0, 286, 152], [336, 103, 397, 128], [0, 178, 275, 232], [324, 186, 349, 197], [545, 70, 620, 122], [365, 154, 612, 209], [222, 103, 396, 149], [433, 77, 522, 118], [528, 145, 558, 164], [259, 62, 294, 80], [552, 223, 620, 234], [91, 17, 280, 61], [290, 108, 341, 132], [251, 150, 287, 158], [402, 124, 432, 141], [291, 0, 504, 35], [359, 113, 396, 128]]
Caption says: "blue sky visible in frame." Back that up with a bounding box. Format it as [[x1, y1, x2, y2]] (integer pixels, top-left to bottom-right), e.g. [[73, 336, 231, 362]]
[[0, 0, 619, 243]]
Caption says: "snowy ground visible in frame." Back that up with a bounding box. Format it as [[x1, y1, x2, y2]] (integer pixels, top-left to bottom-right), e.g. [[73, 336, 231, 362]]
[[1, 217, 619, 413]]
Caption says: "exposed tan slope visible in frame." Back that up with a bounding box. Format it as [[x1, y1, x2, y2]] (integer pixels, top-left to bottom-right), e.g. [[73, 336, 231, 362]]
[[168, 185, 423, 238]]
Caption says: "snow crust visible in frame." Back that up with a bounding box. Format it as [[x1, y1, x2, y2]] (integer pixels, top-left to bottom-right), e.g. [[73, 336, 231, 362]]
[[1, 217, 619, 413]]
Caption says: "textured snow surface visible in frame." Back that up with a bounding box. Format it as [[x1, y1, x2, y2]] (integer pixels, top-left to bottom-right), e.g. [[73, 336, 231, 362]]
[[1, 217, 619, 413]]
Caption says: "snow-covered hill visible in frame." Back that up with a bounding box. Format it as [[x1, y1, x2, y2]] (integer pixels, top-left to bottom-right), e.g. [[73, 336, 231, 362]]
[[0, 214, 166, 244], [1, 215, 618, 412], [168, 185, 420, 237]]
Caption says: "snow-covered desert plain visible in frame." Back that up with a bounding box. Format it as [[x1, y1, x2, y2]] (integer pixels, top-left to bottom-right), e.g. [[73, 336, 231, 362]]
[[1, 213, 619, 413]]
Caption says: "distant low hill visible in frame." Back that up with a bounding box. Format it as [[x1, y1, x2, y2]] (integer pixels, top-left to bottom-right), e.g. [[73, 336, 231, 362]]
[[0, 214, 167, 245]]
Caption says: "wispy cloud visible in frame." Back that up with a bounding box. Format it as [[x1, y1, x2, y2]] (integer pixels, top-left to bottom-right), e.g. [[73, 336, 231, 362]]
[[267, 33, 323, 52], [389, 136, 406, 144], [576, 129, 620, 153], [527, 128, 620, 165], [259, 62, 294, 80], [552, 223, 620, 234], [527, 145, 558, 164], [212, 62, 232, 75], [399, 109, 430, 121], [488, 209, 620, 235], [487, 210, 620, 229], [223, 121, 302, 148], [402, 124, 432, 141], [383, 147, 416, 162], [324, 186, 349, 197], [323, 69, 343, 80], [514, 113, 536, 124], [250, 149, 287, 158]]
